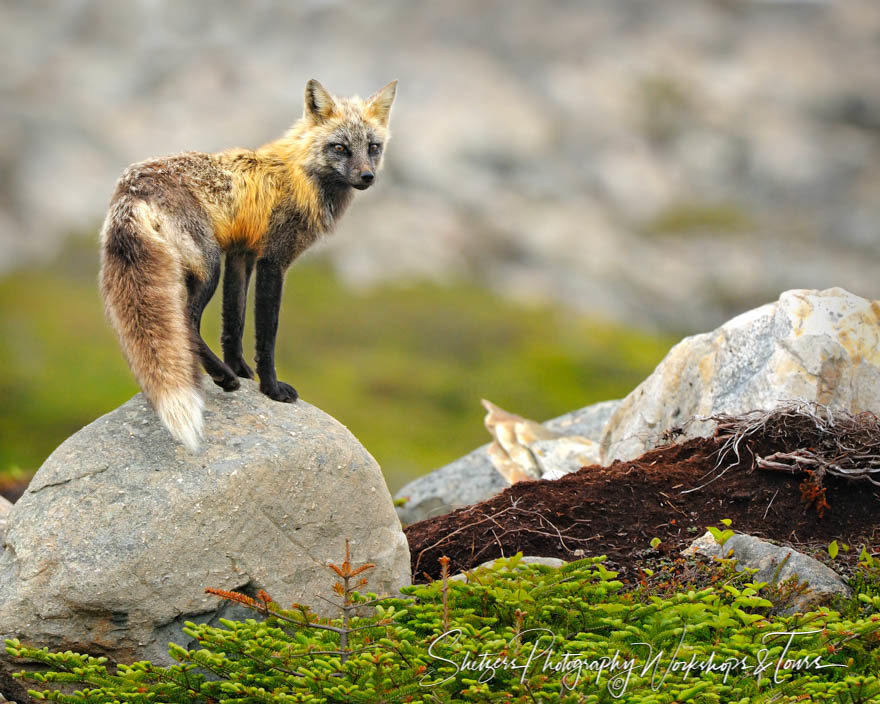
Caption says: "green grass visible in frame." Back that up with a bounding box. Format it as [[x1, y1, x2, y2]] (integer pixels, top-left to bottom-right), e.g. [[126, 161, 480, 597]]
[[0, 239, 675, 492]]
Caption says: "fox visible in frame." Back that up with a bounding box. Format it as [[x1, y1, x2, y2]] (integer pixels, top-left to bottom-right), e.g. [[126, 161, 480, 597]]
[[99, 79, 397, 450]]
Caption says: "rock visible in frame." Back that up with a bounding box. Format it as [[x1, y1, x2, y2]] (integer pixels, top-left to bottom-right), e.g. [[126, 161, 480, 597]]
[[0, 496, 11, 548], [527, 438, 601, 481], [0, 658, 29, 704], [0, 379, 410, 666], [395, 444, 508, 526], [682, 531, 722, 558], [395, 400, 620, 525], [451, 556, 567, 582], [683, 532, 850, 613], [601, 288, 880, 462], [399, 288, 880, 526], [483, 399, 559, 482], [489, 555, 566, 570], [543, 400, 622, 438], [482, 400, 600, 483]]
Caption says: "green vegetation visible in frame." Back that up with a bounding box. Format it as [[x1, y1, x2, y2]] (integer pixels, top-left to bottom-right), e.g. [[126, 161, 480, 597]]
[[0, 237, 675, 491], [7, 550, 880, 703], [644, 203, 753, 238], [706, 520, 735, 549]]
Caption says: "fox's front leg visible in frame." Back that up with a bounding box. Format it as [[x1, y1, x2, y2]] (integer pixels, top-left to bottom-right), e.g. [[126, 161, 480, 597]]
[[254, 257, 298, 403], [221, 250, 256, 379]]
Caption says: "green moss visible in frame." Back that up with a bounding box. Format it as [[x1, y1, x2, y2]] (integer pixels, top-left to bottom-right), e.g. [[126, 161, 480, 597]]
[[0, 242, 674, 491]]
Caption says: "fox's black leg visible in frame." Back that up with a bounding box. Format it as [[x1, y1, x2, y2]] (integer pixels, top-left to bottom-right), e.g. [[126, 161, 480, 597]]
[[221, 250, 256, 379], [186, 262, 239, 392], [254, 257, 297, 402]]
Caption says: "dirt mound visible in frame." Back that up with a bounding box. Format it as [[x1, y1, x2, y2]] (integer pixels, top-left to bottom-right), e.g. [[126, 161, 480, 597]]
[[406, 436, 880, 583]]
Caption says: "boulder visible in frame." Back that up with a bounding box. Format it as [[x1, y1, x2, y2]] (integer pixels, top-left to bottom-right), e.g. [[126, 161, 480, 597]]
[[526, 437, 601, 481], [395, 400, 620, 525], [543, 400, 623, 438], [0, 496, 10, 549], [0, 379, 410, 666], [394, 444, 508, 526], [602, 288, 880, 462], [684, 532, 850, 613], [482, 400, 601, 483]]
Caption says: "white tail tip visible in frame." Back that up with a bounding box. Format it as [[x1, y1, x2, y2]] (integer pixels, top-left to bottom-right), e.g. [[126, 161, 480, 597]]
[[155, 387, 204, 451]]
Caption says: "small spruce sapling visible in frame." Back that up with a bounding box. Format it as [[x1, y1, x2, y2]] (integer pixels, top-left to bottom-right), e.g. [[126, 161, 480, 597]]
[[207, 538, 392, 668]]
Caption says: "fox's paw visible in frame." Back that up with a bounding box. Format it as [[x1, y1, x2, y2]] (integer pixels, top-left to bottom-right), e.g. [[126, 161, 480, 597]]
[[210, 364, 241, 392], [260, 380, 298, 403], [227, 357, 255, 380]]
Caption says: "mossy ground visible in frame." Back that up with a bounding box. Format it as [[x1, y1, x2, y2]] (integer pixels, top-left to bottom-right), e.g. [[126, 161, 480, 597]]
[[0, 237, 675, 491]]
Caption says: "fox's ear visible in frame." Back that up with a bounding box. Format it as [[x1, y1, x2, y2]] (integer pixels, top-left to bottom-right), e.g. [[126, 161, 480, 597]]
[[366, 80, 398, 126], [304, 79, 337, 123]]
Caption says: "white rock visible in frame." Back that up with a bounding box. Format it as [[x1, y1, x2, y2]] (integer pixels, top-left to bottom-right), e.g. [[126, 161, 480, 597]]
[[482, 400, 601, 483], [601, 288, 880, 462], [530, 438, 601, 480]]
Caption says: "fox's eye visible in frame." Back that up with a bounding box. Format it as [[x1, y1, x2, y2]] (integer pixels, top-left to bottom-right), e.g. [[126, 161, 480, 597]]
[[369, 143, 382, 155], [331, 143, 348, 155]]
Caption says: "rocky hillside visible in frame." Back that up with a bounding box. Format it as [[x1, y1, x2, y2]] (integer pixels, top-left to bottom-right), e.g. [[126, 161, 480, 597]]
[[2, 0, 879, 330]]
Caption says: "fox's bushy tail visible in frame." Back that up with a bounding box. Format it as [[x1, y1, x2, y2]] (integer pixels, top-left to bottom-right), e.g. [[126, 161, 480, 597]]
[[100, 199, 203, 450]]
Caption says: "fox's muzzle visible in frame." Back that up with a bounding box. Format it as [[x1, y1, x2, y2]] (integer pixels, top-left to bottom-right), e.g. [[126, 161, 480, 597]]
[[352, 169, 375, 190]]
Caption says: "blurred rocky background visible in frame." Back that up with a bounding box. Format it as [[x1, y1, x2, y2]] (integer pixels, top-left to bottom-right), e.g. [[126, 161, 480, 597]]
[[1, 0, 878, 489]]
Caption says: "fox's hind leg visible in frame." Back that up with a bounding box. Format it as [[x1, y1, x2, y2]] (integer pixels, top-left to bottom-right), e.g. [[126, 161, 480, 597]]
[[221, 250, 256, 379], [186, 256, 240, 392]]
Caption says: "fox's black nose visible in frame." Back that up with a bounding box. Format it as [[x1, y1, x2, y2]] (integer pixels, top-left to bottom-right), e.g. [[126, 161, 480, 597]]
[[360, 171, 374, 184]]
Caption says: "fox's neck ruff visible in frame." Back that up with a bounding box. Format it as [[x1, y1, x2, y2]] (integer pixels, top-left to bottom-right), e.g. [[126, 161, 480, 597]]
[[260, 123, 354, 234]]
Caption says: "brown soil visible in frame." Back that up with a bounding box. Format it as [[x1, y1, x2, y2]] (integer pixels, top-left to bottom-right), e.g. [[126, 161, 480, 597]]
[[0, 475, 29, 503], [405, 437, 880, 584]]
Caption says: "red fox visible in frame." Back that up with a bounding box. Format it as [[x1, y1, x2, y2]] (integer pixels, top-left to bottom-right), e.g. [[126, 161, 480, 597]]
[[99, 79, 397, 450]]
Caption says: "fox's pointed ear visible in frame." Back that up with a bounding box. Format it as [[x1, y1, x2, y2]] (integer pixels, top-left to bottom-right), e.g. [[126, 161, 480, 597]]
[[366, 80, 397, 127], [304, 79, 337, 123]]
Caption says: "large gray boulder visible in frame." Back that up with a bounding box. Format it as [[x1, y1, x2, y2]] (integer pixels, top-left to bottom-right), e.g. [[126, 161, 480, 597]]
[[0, 496, 10, 548], [0, 379, 410, 666], [601, 288, 880, 462], [395, 399, 620, 524]]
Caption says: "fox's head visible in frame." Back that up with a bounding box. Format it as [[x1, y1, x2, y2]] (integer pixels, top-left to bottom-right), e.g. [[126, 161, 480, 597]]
[[299, 79, 397, 191]]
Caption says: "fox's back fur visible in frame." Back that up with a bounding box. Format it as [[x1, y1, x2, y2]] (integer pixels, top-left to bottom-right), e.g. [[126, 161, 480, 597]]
[[100, 80, 396, 449]]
